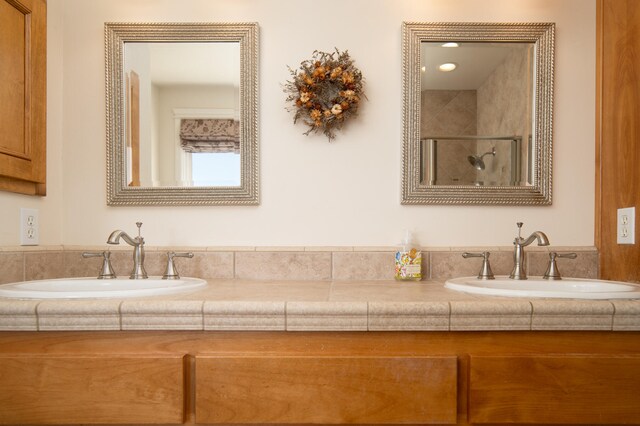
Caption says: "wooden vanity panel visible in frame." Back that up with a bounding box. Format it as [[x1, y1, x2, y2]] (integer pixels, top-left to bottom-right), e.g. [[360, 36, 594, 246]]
[[0, 355, 185, 425], [469, 355, 640, 424], [195, 355, 458, 424]]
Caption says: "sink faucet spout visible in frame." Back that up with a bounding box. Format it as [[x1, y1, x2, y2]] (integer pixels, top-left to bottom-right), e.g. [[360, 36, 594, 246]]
[[520, 231, 550, 248], [107, 229, 138, 246], [106, 222, 148, 279], [509, 222, 550, 280]]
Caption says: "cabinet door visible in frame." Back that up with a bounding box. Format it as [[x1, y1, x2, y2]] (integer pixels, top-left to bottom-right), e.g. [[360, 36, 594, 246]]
[[0, 355, 185, 424], [196, 355, 457, 424], [469, 355, 640, 424], [0, 0, 46, 195]]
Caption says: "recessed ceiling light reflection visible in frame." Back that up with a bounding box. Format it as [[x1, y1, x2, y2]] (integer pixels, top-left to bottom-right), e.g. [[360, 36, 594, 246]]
[[438, 62, 457, 72], [442, 42, 459, 48]]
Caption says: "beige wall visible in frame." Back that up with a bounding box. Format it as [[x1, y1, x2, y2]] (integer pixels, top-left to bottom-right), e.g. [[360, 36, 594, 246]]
[[0, 0, 596, 248]]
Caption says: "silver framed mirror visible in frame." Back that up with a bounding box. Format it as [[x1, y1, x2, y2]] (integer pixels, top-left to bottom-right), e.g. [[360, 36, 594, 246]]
[[105, 22, 259, 205], [401, 22, 554, 205]]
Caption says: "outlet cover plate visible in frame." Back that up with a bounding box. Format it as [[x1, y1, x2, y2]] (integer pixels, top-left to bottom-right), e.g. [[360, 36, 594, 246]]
[[617, 207, 635, 245], [20, 208, 39, 246]]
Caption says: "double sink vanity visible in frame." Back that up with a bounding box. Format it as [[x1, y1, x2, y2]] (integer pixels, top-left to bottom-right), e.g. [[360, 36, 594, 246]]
[[1, 223, 640, 425], [0, 11, 638, 426]]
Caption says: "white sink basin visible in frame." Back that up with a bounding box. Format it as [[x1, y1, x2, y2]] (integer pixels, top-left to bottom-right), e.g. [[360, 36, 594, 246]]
[[445, 276, 640, 299], [0, 277, 207, 299]]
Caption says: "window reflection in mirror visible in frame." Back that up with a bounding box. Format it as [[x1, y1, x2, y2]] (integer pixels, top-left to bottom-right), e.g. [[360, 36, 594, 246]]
[[420, 42, 534, 187], [192, 152, 240, 186], [123, 42, 240, 188]]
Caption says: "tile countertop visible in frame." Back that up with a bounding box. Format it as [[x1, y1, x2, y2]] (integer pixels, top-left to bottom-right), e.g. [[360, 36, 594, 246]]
[[0, 279, 639, 332]]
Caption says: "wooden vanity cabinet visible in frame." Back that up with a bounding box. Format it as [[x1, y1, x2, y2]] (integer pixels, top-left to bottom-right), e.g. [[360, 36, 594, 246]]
[[0, 355, 185, 424], [195, 355, 457, 424], [469, 355, 640, 424], [0, 0, 47, 195], [1, 331, 640, 426]]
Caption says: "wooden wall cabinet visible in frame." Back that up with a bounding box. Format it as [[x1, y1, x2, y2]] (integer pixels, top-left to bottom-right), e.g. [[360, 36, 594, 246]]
[[0, 331, 639, 426], [0, 0, 47, 196]]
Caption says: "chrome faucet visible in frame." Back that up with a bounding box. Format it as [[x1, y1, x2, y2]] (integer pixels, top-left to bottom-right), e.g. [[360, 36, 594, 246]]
[[509, 222, 550, 280], [107, 222, 148, 279]]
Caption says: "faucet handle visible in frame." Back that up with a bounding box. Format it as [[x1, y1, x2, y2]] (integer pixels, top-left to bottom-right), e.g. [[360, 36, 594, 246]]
[[516, 222, 523, 238], [163, 251, 194, 280], [543, 252, 577, 280], [462, 252, 495, 280], [82, 251, 116, 279]]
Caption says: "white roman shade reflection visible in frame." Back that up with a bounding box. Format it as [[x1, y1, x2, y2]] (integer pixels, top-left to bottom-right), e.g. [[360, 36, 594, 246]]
[[179, 119, 240, 153]]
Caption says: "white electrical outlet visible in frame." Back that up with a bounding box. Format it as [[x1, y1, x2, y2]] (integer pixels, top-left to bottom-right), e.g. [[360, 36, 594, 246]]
[[617, 207, 635, 245], [20, 208, 39, 246]]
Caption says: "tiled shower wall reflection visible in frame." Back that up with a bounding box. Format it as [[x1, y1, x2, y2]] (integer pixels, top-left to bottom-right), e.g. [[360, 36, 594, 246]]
[[420, 46, 533, 187], [0, 246, 598, 284], [421, 89, 478, 185]]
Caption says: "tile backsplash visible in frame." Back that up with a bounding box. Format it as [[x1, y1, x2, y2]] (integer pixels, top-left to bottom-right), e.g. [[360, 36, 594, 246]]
[[0, 246, 598, 284]]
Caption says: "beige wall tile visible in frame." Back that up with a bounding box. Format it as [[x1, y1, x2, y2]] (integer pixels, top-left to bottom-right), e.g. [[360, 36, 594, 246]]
[[0, 252, 24, 284], [369, 302, 449, 331], [286, 301, 367, 331], [305, 246, 353, 252], [140, 251, 168, 277], [612, 300, 640, 331], [207, 246, 256, 252], [121, 300, 203, 330], [37, 300, 121, 331], [539, 246, 597, 252], [531, 300, 614, 330], [0, 300, 38, 331], [24, 252, 65, 281], [204, 301, 285, 330], [430, 251, 513, 281], [64, 250, 104, 278], [450, 300, 532, 330], [527, 250, 598, 279], [235, 252, 331, 280], [173, 251, 234, 279], [352, 246, 396, 252], [333, 252, 398, 280], [105, 250, 134, 279], [47, 248, 231, 279]]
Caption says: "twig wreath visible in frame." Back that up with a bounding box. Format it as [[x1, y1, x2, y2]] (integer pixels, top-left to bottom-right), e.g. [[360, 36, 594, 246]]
[[284, 49, 365, 141]]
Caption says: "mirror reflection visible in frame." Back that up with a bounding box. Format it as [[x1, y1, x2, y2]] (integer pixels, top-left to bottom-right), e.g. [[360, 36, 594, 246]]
[[105, 22, 259, 206], [420, 42, 534, 187], [123, 42, 241, 188], [401, 22, 554, 205]]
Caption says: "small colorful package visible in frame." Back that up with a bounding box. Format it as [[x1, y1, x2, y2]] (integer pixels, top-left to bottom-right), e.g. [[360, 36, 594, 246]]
[[395, 248, 422, 281]]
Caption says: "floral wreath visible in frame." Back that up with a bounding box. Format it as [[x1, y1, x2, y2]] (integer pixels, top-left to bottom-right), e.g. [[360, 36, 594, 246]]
[[284, 49, 365, 141]]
